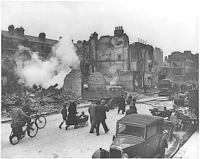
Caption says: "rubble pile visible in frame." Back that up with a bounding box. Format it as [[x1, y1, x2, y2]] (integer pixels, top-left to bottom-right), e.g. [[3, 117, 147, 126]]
[[2, 94, 24, 117], [1, 91, 85, 118], [175, 107, 197, 119], [127, 88, 159, 100]]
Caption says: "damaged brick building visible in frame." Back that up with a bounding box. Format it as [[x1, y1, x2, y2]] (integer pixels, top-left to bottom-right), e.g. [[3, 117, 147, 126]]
[[1, 25, 58, 94], [73, 26, 161, 92], [167, 51, 199, 82]]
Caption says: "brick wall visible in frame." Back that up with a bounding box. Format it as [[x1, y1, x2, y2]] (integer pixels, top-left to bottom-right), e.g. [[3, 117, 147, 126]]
[[62, 69, 82, 98], [88, 72, 106, 91], [118, 71, 134, 91]]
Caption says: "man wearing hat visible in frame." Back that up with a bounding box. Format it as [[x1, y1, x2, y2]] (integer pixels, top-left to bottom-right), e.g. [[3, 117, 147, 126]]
[[117, 94, 126, 114], [95, 100, 110, 136]]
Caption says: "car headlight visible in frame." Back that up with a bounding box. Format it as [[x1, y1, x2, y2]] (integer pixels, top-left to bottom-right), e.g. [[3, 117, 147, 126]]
[[122, 153, 129, 158]]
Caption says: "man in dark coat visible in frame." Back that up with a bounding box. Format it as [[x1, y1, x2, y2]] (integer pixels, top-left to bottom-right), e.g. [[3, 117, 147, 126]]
[[88, 100, 97, 133], [66, 101, 78, 129], [95, 100, 109, 136], [118, 95, 126, 114], [126, 98, 138, 115]]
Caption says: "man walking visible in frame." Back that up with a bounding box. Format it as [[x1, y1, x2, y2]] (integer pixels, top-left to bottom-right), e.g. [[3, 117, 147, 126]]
[[95, 100, 109, 136], [88, 100, 97, 133], [118, 94, 126, 114], [59, 103, 68, 129]]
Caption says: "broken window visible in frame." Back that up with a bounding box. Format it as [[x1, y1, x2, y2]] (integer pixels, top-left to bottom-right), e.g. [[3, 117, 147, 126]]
[[118, 55, 122, 61]]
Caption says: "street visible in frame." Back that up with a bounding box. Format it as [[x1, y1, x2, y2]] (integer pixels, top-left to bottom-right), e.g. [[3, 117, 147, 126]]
[[2, 100, 173, 158]]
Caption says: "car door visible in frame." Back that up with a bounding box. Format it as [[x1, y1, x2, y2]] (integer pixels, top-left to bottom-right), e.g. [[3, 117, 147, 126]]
[[145, 124, 159, 157]]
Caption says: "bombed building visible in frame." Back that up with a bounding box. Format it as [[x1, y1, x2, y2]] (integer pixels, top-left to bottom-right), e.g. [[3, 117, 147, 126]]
[[1, 25, 58, 94]]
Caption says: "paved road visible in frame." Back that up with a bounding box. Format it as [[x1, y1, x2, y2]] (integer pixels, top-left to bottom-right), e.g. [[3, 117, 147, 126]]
[[1, 101, 172, 158]]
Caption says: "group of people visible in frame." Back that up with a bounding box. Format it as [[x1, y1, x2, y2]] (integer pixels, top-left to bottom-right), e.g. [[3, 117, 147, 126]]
[[117, 94, 138, 115], [87, 95, 138, 136], [59, 101, 89, 130], [88, 100, 110, 136], [11, 94, 138, 139]]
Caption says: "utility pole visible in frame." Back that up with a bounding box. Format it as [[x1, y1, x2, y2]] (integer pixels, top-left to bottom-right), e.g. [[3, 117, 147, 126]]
[[81, 41, 84, 98]]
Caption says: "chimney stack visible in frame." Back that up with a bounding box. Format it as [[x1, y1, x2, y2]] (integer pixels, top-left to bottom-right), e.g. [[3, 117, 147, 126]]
[[39, 33, 46, 41], [15, 26, 25, 36], [8, 25, 15, 35], [114, 26, 124, 36], [92, 32, 98, 42]]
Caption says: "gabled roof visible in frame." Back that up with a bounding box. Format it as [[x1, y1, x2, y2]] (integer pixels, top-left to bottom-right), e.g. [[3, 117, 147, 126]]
[[118, 114, 163, 126]]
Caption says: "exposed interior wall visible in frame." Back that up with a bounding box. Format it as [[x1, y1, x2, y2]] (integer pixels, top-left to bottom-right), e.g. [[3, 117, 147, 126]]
[[62, 69, 82, 98], [88, 72, 106, 91], [118, 71, 134, 91]]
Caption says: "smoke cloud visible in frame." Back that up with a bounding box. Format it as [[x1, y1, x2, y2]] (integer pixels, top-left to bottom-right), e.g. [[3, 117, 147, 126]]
[[15, 36, 80, 89]]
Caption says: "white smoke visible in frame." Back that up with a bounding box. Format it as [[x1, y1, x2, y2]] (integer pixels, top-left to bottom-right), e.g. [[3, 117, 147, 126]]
[[15, 36, 80, 89], [108, 65, 123, 86]]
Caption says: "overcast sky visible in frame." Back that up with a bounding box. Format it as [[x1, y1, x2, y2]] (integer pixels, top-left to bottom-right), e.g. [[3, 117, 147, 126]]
[[1, 0, 199, 57]]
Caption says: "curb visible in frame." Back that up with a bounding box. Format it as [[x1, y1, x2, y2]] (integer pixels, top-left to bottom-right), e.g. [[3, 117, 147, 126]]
[[1, 103, 91, 124], [172, 131, 198, 159], [1, 111, 59, 124]]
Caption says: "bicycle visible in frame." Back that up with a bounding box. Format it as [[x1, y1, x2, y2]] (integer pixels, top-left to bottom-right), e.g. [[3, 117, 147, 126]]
[[9, 118, 38, 145], [31, 111, 47, 129]]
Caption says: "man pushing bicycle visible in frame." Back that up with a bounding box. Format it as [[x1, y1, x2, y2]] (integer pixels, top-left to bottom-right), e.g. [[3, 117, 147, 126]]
[[11, 103, 31, 139]]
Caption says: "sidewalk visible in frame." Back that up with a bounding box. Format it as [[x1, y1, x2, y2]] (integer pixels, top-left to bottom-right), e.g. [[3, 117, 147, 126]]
[[173, 130, 199, 159]]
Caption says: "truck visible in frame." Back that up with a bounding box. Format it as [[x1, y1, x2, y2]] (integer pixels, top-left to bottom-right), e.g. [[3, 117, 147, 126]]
[[158, 79, 172, 97], [82, 85, 125, 109]]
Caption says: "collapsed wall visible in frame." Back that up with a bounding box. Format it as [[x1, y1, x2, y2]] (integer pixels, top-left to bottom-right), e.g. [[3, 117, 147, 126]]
[[118, 71, 134, 91], [88, 72, 106, 91], [62, 69, 82, 98]]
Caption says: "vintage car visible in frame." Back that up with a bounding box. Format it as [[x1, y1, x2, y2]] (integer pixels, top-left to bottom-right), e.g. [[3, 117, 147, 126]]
[[110, 114, 168, 158], [158, 88, 172, 97], [158, 79, 172, 97]]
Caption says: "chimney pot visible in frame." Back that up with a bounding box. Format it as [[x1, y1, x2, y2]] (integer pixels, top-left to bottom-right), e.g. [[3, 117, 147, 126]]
[[8, 25, 15, 35]]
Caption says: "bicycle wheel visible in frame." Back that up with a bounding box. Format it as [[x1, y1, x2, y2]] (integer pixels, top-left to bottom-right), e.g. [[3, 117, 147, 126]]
[[9, 131, 20, 145], [27, 122, 38, 138], [35, 116, 46, 129]]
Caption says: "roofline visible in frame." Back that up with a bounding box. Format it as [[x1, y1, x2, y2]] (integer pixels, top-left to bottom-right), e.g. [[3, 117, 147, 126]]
[[117, 121, 146, 127], [117, 114, 163, 126], [2, 30, 58, 42], [25, 34, 58, 42]]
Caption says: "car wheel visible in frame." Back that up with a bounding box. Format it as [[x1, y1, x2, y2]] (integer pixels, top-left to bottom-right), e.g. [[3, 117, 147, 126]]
[[109, 98, 116, 109]]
